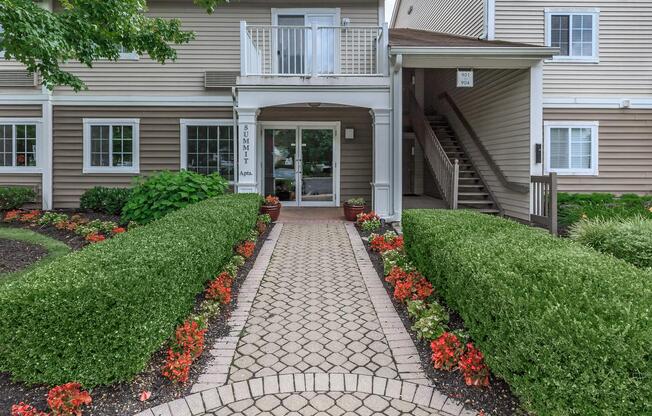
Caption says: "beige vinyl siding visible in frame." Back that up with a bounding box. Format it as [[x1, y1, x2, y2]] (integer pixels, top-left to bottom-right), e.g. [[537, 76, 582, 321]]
[[393, 0, 486, 38], [0, 174, 42, 208], [545, 108, 652, 194], [52, 106, 233, 208], [425, 68, 531, 220], [258, 106, 373, 203], [495, 1, 652, 98], [0, 105, 42, 118], [53, 0, 378, 96]]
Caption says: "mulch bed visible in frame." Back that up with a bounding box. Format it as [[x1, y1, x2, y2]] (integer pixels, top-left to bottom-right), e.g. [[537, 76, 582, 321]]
[[2, 210, 121, 251], [358, 222, 527, 416], [0, 238, 48, 275], [0, 223, 274, 416]]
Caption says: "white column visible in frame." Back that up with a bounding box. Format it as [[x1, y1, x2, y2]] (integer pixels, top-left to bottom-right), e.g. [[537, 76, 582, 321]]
[[41, 100, 53, 210], [530, 60, 544, 215], [236, 107, 259, 194], [372, 108, 393, 219], [392, 58, 404, 221]]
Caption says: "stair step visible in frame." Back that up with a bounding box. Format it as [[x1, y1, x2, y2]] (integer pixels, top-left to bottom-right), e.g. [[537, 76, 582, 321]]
[[476, 209, 501, 214], [459, 200, 496, 205], [459, 192, 490, 197]]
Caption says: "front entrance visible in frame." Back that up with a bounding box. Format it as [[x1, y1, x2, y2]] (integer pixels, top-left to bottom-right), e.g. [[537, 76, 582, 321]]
[[262, 123, 340, 207]]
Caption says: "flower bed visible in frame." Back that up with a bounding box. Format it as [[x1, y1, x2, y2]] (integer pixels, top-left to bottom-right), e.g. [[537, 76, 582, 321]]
[[402, 209, 651, 416], [0, 194, 261, 388]]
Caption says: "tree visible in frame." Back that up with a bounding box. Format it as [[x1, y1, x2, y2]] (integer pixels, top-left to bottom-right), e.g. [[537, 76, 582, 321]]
[[0, 0, 227, 91]]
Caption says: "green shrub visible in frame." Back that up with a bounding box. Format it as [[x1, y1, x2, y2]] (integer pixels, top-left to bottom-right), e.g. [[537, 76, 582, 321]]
[[0, 186, 36, 210], [0, 194, 260, 386], [570, 217, 652, 268], [79, 187, 131, 215], [558, 192, 652, 227], [403, 210, 651, 416], [122, 171, 229, 224]]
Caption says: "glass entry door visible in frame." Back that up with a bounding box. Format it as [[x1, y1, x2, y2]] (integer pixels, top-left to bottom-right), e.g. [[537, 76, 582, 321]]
[[263, 125, 337, 207]]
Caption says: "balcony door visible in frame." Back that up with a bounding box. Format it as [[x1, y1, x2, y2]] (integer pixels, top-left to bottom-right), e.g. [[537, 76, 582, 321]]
[[262, 123, 340, 207], [274, 9, 339, 75]]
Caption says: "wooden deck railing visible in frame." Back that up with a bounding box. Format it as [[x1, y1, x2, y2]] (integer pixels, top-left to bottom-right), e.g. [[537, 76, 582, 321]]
[[439, 92, 529, 194], [531, 173, 558, 236], [408, 91, 459, 209]]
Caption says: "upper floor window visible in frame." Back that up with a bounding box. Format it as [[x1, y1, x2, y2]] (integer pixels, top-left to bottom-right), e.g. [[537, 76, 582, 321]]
[[0, 121, 41, 171], [83, 119, 140, 174], [118, 45, 139, 61], [545, 121, 599, 176], [546, 10, 599, 62], [180, 120, 235, 182]]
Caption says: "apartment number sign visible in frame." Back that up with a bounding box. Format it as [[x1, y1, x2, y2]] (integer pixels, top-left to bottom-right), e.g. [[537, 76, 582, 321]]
[[457, 69, 474, 88]]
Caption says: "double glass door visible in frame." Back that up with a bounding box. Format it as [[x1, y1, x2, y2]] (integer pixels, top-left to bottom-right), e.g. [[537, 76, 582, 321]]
[[264, 125, 337, 206]]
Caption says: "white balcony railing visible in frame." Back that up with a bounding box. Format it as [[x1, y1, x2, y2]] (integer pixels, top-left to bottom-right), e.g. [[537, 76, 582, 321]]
[[240, 22, 388, 77]]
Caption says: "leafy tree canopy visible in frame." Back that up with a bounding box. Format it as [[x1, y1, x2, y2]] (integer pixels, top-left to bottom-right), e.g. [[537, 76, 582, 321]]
[[0, 0, 227, 91]]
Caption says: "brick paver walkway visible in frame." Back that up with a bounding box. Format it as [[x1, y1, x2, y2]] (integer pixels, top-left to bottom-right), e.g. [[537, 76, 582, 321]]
[[139, 222, 473, 416]]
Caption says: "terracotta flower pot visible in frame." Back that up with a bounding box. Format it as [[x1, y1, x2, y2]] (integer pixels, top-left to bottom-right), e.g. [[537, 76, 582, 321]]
[[343, 202, 366, 222], [260, 203, 281, 222]]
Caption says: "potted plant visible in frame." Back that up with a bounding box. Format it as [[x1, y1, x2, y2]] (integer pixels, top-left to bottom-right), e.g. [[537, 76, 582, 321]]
[[260, 195, 281, 221], [344, 197, 367, 221]]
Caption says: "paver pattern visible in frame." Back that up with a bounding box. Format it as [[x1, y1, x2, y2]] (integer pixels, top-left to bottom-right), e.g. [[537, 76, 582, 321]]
[[229, 223, 399, 382], [139, 222, 472, 416]]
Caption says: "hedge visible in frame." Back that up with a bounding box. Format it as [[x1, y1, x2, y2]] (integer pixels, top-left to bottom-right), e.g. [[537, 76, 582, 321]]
[[558, 192, 652, 227], [0, 194, 260, 387], [403, 210, 651, 416], [570, 217, 652, 269]]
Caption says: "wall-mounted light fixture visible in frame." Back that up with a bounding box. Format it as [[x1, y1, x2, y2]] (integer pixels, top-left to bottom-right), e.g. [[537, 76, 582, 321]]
[[345, 128, 355, 140]]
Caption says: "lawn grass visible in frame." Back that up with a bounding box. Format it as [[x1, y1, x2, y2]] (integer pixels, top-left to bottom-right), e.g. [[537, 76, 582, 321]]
[[0, 227, 71, 284]]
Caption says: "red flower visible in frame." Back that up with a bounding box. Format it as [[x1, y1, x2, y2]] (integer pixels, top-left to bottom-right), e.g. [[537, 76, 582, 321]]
[[370, 234, 404, 253], [46, 382, 92, 416], [4, 210, 21, 222], [10, 403, 48, 416], [385, 267, 434, 303], [205, 272, 233, 305], [431, 333, 463, 371], [356, 211, 380, 227], [236, 241, 255, 258], [264, 195, 280, 206], [85, 232, 106, 243], [173, 320, 207, 360], [162, 349, 192, 383], [112, 227, 126, 234], [139, 391, 152, 402], [459, 343, 490, 387], [19, 210, 41, 223]]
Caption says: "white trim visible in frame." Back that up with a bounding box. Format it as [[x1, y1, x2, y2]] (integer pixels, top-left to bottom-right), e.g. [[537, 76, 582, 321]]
[[258, 121, 341, 208], [545, 9, 600, 63], [0, 118, 44, 174], [389, 46, 558, 57], [42, 100, 53, 210], [544, 120, 599, 176], [485, 0, 496, 40], [544, 97, 652, 110], [82, 118, 140, 174], [50, 95, 234, 107], [179, 119, 236, 182], [530, 61, 544, 176]]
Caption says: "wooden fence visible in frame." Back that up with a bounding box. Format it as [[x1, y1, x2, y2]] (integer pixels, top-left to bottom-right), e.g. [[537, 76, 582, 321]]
[[531, 173, 558, 236]]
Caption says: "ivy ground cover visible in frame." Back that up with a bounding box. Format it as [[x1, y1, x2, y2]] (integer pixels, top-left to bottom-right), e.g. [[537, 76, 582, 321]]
[[403, 209, 651, 416], [0, 194, 260, 387]]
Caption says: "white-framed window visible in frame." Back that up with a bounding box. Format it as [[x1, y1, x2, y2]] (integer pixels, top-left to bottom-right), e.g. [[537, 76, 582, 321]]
[[0, 24, 5, 58], [545, 121, 599, 176], [118, 45, 139, 61], [180, 119, 235, 182], [545, 9, 599, 62], [83, 119, 140, 174], [0, 119, 42, 173]]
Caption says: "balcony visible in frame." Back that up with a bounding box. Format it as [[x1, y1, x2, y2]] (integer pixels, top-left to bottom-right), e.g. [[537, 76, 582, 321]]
[[240, 22, 389, 78]]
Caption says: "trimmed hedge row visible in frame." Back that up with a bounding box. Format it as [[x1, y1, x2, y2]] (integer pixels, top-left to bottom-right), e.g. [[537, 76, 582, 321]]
[[558, 192, 652, 227], [403, 210, 651, 416], [0, 194, 261, 387]]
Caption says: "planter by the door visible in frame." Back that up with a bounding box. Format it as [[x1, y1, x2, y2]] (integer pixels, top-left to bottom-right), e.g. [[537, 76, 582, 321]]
[[343, 201, 366, 222], [261, 196, 282, 222]]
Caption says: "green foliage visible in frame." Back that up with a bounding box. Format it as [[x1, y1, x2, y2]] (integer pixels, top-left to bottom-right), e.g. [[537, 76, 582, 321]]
[[403, 209, 651, 416], [37, 212, 69, 226], [570, 217, 652, 269], [0, 194, 260, 386], [80, 187, 131, 215], [558, 192, 652, 227], [122, 171, 228, 224], [360, 218, 381, 232], [0, 0, 229, 91], [0, 227, 70, 284], [0, 186, 36, 210], [258, 214, 272, 225], [406, 300, 449, 341], [346, 197, 366, 206], [381, 249, 413, 276]]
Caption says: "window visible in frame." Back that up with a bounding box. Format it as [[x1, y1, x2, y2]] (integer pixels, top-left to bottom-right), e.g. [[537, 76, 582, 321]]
[[83, 119, 140, 173], [545, 122, 599, 175], [546, 10, 599, 62], [180, 120, 235, 181], [118, 45, 138, 61], [0, 121, 40, 171]]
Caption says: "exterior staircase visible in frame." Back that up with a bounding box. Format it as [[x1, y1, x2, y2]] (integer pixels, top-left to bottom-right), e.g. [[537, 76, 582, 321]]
[[421, 114, 500, 214]]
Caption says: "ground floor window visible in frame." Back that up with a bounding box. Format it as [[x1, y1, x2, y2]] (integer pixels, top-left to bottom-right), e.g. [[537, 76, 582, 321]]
[[83, 119, 140, 174], [0, 120, 40, 170], [545, 121, 598, 175], [179, 120, 234, 182]]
